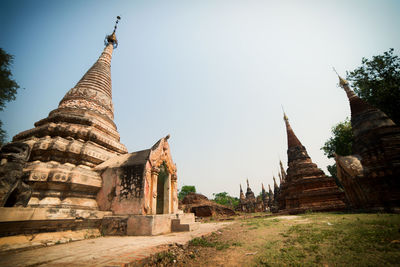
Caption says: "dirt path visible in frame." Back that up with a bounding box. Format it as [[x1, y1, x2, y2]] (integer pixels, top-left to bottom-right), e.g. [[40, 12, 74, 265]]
[[0, 222, 231, 267]]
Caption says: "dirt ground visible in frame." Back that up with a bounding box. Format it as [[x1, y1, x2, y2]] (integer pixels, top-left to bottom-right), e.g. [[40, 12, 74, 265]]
[[143, 213, 400, 267], [3, 213, 398, 266], [144, 215, 302, 266]]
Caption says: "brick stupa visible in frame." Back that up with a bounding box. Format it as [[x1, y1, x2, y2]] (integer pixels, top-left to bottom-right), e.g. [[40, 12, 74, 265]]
[[11, 24, 127, 211], [278, 113, 346, 214], [335, 75, 400, 210]]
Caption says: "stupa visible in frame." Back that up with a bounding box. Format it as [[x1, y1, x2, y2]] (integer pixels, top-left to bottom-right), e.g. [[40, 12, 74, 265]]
[[278, 113, 346, 214], [261, 183, 268, 210], [335, 74, 400, 210], [238, 180, 266, 212], [0, 18, 194, 248], [11, 17, 127, 211]]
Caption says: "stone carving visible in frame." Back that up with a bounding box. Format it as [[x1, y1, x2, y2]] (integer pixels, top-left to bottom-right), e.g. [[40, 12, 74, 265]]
[[0, 143, 32, 207]]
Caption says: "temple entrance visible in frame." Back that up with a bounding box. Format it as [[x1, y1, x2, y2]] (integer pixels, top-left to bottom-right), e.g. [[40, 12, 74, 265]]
[[156, 163, 168, 214]]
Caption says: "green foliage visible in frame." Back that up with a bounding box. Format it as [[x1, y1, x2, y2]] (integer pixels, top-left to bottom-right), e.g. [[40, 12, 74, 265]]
[[154, 251, 176, 264], [212, 192, 239, 209], [178, 185, 196, 200], [321, 118, 353, 159], [0, 48, 20, 145], [321, 118, 353, 181], [347, 48, 400, 124], [0, 121, 6, 147], [327, 165, 337, 180]]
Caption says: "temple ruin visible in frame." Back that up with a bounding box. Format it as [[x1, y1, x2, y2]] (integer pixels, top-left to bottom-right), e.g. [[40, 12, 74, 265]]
[[0, 18, 195, 248], [335, 75, 400, 211], [277, 113, 346, 214], [238, 180, 268, 212]]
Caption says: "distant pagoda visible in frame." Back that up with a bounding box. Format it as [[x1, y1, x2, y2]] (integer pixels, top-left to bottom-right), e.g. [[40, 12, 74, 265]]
[[239, 180, 266, 213], [245, 179, 256, 201], [239, 184, 245, 201], [278, 113, 346, 214], [12, 17, 127, 211], [261, 183, 268, 210]]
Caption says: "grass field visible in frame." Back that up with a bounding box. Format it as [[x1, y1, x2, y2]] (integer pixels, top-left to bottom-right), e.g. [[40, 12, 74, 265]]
[[253, 213, 400, 266], [158, 212, 400, 266]]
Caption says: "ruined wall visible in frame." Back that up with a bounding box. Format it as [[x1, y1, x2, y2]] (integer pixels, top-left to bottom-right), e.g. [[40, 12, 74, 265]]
[[96, 166, 145, 215]]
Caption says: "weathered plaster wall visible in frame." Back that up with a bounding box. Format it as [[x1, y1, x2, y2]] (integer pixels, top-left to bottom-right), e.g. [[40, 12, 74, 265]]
[[96, 167, 144, 215]]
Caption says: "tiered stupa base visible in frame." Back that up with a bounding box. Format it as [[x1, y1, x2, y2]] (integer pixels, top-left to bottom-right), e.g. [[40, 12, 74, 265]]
[[281, 177, 346, 214]]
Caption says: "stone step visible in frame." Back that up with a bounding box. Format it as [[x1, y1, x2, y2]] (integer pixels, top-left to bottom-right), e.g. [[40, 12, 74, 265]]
[[174, 213, 195, 224], [171, 219, 200, 232]]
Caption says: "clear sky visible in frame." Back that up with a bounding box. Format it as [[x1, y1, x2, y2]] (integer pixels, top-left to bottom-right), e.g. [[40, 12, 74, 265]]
[[1, 0, 399, 198]]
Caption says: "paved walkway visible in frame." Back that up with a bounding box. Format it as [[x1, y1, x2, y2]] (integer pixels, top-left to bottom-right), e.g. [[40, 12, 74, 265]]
[[0, 222, 231, 267]]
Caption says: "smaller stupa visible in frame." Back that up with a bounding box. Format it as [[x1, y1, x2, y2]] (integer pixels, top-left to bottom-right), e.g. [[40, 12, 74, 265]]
[[278, 113, 346, 214]]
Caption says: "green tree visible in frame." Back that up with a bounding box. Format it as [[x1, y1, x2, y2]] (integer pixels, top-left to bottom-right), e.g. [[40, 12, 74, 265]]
[[178, 185, 196, 201], [346, 48, 400, 124], [0, 48, 20, 145], [212, 192, 239, 209], [321, 118, 353, 182]]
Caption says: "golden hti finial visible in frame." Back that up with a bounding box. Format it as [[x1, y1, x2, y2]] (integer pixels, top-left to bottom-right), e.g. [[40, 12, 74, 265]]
[[105, 16, 121, 48], [333, 67, 349, 88], [282, 105, 288, 121]]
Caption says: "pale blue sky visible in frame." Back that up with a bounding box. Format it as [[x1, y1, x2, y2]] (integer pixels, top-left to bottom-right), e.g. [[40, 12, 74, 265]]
[[1, 0, 399, 198]]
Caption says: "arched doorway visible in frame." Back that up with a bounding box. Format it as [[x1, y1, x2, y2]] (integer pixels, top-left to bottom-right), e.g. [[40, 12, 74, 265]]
[[156, 162, 169, 214]]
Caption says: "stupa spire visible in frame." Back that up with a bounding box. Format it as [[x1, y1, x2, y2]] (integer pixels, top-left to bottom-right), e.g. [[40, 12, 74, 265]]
[[273, 175, 278, 189], [105, 16, 121, 48], [283, 111, 303, 148], [245, 179, 255, 200], [279, 160, 287, 182], [268, 184, 274, 198], [58, 16, 123, 121], [334, 68, 377, 118], [239, 184, 245, 200]]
